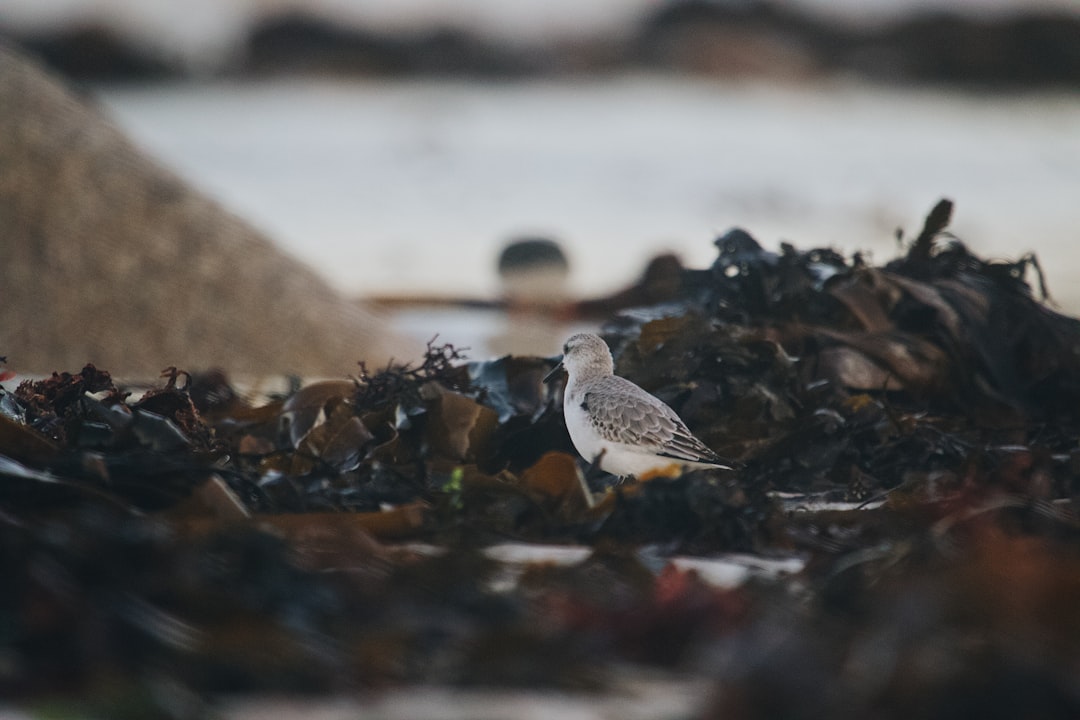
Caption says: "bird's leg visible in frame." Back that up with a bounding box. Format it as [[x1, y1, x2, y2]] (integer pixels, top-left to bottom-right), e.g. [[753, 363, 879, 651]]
[[583, 449, 607, 482]]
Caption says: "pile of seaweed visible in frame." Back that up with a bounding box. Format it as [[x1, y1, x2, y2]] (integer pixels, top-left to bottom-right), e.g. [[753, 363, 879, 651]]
[[4, 200, 1080, 718]]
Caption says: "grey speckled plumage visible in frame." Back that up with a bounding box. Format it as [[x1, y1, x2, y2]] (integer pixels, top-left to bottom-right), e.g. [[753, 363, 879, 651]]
[[544, 333, 731, 478]]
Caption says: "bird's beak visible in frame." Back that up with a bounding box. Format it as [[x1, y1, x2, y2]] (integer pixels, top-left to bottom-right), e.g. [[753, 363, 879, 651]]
[[543, 359, 565, 384]]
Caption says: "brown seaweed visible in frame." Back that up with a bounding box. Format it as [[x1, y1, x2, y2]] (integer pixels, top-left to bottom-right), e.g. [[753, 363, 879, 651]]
[[4, 200, 1080, 717]]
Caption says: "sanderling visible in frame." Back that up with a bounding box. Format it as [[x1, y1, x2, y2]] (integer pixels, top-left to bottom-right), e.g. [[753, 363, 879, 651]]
[[544, 333, 732, 478]]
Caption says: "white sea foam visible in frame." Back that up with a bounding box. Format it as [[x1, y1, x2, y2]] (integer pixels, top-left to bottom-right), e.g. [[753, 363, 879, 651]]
[[94, 77, 1080, 312]]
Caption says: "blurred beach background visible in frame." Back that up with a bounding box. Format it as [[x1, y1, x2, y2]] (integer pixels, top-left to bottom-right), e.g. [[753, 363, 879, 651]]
[[3, 0, 1080, 367]]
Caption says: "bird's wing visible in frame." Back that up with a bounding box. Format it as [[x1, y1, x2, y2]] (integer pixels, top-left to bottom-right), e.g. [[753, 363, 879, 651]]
[[582, 377, 727, 466], [657, 425, 728, 466]]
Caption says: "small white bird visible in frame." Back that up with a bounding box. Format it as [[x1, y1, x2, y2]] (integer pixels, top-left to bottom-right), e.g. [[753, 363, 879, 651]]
[[544, 333, 732, 478]]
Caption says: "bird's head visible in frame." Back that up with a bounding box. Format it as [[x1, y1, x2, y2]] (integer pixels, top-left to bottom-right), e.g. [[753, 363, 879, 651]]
[[543, 332, 614, 383]]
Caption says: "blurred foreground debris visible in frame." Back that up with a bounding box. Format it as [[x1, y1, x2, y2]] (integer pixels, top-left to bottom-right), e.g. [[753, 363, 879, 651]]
[[4, 201, 1080, 718]]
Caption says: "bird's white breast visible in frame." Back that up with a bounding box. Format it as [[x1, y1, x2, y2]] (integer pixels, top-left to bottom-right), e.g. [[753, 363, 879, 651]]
[[563, 387, 602, 460]]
